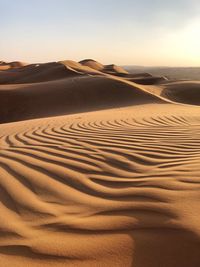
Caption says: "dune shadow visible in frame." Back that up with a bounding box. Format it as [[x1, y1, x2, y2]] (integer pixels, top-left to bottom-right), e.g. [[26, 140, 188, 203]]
[[0, 75, 163, 124], [130, 227, 200, 267]]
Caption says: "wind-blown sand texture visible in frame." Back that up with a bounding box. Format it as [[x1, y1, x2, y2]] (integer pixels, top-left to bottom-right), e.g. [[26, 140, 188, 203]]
[[0, 59, 200, 267]]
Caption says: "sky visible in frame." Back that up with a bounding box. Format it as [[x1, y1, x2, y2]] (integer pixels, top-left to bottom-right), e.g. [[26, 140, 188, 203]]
[[0, 0, 200, 66]]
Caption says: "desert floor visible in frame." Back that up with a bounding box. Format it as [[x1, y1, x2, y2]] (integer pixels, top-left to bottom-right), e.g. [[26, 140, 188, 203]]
[[0, 60, 200, 267]]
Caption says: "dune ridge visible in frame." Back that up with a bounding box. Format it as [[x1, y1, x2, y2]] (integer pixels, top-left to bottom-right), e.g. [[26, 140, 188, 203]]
[[0, 59, 200, 266], [1, 58, 200, 124]]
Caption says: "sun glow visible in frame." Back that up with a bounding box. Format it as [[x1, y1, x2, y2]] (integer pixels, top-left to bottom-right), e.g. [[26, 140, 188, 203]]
[[163, 18, 200, 66]]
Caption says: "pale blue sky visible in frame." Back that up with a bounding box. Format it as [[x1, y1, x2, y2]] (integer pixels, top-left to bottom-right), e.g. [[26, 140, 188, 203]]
[[1, 0, 200, 66]]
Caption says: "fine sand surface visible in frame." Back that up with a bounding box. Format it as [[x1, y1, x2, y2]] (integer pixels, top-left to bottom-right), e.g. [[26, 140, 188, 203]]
[[0, 60, 200, 267]]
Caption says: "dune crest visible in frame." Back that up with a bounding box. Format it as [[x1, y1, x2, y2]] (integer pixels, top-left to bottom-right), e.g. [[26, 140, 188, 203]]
[[79, 59, 104, 71]]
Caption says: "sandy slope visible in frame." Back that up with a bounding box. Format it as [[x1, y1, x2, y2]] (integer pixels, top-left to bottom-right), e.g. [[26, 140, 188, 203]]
[[0, 75, 163, 124], [0, 60, 200, 267], [1, 104, 200, 267]]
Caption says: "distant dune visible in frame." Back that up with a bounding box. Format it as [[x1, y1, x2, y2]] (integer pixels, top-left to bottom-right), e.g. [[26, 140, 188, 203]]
[[125, 65, 200, 81], [0, 59, 200, 267], [79, 59, 104, 71], [0, 61, 28, 70]]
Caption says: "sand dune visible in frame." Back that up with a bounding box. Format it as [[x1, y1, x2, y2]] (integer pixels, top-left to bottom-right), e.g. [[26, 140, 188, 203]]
[[79, 59, 129, 76], [0, 74, 164, 124], [161, 81, 200, 104], [0, 62, 83, 84], [125, 66, 200, 81], [126, 75, 167, 85], [0, 61, 28, 70], [79, 59, 104, 71], [0, 59, 200, 267], [60, 60, 102, 75], [104, 64, 129, 75]]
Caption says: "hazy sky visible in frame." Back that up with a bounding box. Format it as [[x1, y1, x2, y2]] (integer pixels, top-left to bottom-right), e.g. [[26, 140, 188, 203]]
[[1, 0, 200, 66]]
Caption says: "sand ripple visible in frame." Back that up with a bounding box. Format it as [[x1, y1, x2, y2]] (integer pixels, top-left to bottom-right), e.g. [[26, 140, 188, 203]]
[[1, 108, 200, 266]]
